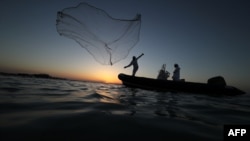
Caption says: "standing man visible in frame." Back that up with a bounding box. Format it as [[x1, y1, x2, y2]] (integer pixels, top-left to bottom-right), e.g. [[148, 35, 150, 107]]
[[172, 64, 180, 81], [124, 53, 144, 77]]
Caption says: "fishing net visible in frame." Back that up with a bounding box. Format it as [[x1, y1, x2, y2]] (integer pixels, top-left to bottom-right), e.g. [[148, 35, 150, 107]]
[[56, 2, 141, 65]]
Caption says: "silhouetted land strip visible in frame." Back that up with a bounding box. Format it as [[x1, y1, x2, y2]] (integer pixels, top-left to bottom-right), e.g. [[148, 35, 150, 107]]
[[0, 72, 67, 80]]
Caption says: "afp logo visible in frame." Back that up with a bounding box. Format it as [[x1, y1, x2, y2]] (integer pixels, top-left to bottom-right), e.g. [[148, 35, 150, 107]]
[[224, 125, 250, 141]]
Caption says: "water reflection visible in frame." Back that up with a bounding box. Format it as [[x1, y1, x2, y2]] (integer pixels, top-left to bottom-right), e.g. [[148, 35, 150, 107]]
[[1, 75, 250, 129], [119, 87, 181, 117], [155, 92, 179, 117], [119, 87, 224, 125], [95, 84, 121, 104]]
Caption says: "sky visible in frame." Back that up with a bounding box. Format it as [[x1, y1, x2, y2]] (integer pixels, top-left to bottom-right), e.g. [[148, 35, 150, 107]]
[[1, 0, 250, 92]]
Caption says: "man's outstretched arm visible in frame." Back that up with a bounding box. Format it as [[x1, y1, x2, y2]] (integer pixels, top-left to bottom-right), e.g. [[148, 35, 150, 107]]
[[137, 53, 144, 60]]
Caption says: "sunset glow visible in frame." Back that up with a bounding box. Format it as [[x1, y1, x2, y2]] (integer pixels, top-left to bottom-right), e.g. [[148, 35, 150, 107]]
[[0, 0, 249, 92], [93, 67, 121, 83], [61, 66, 122, 84]]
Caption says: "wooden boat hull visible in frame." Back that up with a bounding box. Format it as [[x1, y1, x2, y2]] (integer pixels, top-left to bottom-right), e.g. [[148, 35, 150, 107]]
[[118, 73, 245, 96]]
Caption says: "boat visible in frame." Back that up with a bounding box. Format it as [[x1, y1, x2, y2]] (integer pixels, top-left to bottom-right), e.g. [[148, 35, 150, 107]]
[[118, 73, 245, 96]]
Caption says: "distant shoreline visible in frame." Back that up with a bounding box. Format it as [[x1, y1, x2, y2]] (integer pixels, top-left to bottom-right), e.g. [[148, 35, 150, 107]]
[[0, 72, 118, 84], [0, 72, 67, 80]]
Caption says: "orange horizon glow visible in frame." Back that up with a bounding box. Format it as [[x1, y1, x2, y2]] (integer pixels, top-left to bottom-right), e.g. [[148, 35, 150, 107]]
[[79, 68, 122, 84], [51, 66, 123, 84], [75, 74, 121, 84], [0, 66, 122, 84]]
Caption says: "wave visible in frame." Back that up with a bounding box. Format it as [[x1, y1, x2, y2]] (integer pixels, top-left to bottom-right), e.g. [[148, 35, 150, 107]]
[[0, 87, 21, 93]]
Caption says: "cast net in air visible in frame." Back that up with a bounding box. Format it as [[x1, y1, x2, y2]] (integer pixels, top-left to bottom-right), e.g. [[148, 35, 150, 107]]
[[56, 2, 141, 65]]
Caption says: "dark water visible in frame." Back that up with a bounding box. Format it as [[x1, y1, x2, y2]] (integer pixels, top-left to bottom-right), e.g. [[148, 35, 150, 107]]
[[0, 75, 249, 141]]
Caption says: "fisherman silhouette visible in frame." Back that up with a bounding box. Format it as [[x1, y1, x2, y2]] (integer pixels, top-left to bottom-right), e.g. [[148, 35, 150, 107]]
[[124, 53, 144, 77], [157, 64, 170, 80], [172, 64, 180, 81]]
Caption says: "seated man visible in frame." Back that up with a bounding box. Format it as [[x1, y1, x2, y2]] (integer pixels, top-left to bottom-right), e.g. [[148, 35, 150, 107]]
[[157, 64, 170, 80]]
